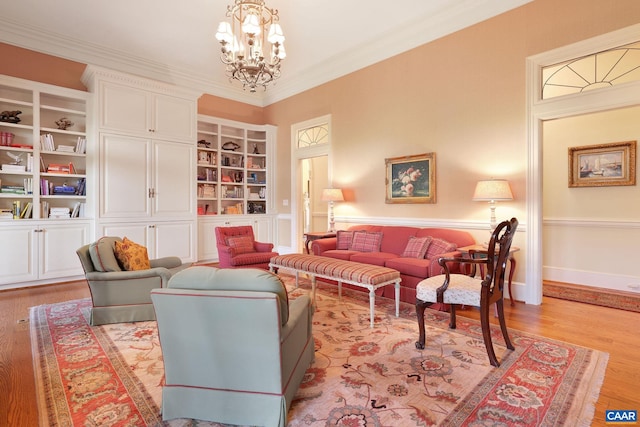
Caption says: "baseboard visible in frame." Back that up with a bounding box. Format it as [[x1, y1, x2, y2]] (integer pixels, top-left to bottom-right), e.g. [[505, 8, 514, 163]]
[[543, 281, 640, 313]]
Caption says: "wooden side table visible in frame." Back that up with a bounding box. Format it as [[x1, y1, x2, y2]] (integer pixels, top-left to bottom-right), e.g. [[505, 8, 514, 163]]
[[458, 244, 520, 305], [303, 232, 336, 254]]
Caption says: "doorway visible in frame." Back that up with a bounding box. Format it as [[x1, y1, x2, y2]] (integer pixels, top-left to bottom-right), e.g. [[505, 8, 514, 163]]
[[526, 24, 640, 304], [291, 115, 332, 253]]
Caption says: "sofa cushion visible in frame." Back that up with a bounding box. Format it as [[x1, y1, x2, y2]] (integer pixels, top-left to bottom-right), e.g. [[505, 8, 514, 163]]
[[320, 250, 358, 261], [350, 252, 398, 266], [350, 231, 383, 252], [114, 237, 151, 271], [227, 235, 255, 254], [336, 230, 354, 250], [385, 257, 432, 278], [426, 238, 457, 260], [401, 236, 432, 259], [89, 236, 122, 272]]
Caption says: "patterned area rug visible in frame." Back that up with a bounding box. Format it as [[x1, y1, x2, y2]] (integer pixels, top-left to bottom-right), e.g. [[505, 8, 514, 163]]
[[30, 275, 608, 426]]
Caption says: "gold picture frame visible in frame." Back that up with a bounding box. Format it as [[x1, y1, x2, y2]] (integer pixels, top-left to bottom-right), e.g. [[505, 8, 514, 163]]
[[568, 141, 636, 188], [385, 153, 436, 204]]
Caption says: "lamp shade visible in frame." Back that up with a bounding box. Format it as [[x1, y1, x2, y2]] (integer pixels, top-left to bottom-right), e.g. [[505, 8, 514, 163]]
[[321, 188, 344, 202], [472, 179, 513, 201]]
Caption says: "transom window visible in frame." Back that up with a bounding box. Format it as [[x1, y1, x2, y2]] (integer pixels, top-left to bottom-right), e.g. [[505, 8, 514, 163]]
[[297, 124, 328, 148], [542, 41, 640, 99]]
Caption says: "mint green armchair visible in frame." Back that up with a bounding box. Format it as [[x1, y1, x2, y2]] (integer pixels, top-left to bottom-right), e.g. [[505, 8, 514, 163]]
[[151, 266, 314, 426], [76, 236, 190, 325]]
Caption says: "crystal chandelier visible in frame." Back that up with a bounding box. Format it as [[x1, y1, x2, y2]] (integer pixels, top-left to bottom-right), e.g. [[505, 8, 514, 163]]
[[215, 0, 286, 92]]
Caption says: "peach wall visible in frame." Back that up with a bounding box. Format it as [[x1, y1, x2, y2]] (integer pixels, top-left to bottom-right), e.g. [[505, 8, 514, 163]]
[[0, 43, 87, 91], [0, 43, 257, 119], [265, 0, 640, 221], [198, 94, 265, 124]]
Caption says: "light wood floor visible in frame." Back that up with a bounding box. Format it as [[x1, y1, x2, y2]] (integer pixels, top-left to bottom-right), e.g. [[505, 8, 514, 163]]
[[1, 280, 638, 426]]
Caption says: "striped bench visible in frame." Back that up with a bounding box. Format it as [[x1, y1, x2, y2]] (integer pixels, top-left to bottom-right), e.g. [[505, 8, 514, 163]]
[[269, 254, 401, 328]]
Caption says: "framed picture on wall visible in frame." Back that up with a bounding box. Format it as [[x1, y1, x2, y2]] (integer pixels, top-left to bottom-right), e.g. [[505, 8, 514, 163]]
[[568, 140, 636, 187], [385, 152, 436, 204]]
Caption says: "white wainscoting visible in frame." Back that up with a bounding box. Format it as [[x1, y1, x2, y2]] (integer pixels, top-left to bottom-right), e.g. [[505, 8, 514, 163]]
[[543, 217, 640, 293]]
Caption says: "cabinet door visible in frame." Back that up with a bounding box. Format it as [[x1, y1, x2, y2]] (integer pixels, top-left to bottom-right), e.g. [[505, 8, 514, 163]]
[[153, 221, 195, 262], [153, 94, 196, 142], [100, 134, 152, 218], [99, 222, 151, 254], [197, 218, 220, 261], [251, 216, 274, 243], [152, 141, 195, 217], [0, 225, 37, 285], [99, 82, 151, 134], [39, 222, 89, 279]]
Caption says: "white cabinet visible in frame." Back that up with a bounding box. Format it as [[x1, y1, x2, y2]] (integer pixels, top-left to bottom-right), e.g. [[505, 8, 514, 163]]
[[101, 220, 195, 261], [99, 134, 195, 218], [0, 221, 90, 286], [0, 74, 92, 288], [96, 80, 196, 143], [82, 66, 201, 264]]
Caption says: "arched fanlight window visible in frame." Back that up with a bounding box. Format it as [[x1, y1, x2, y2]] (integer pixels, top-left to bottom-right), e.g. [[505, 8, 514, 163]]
[[542, 41, 640, 99], [297, 124, 328, 148]]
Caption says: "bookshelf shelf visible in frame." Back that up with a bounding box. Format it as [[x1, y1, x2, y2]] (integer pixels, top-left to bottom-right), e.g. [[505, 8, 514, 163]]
[[197, 115, 274, 217], [0, 75, 89, 221]]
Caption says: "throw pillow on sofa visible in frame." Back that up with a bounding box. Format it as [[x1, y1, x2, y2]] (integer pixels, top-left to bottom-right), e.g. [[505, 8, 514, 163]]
[[425, 238, 457, 259], [401, 236, 432, 259], [227, 236, 256, 254], [114, 237, 151, 271], [336, 230, 354, 250], [350, 231, 383, 252]]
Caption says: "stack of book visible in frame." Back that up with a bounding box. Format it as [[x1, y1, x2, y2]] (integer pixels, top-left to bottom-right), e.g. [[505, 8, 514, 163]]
[[2, 164, 26, 172], [47, 163, 73, 174], [19, 202, 33, 219], [0, 209, 13, 220], [56, 145, 76, 153], [49, 207, 70, 219], [40, 133, 55, 151], [71, 202, 85, 218], [75, 137, 86, 154], [1, 185, 26, 195]]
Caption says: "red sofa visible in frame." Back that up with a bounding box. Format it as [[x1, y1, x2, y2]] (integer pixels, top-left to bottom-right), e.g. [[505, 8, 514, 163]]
[[311, 225, 476, 304]]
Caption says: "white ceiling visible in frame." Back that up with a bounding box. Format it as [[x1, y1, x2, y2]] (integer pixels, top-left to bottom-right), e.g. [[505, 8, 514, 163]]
[[0, 0, 531, 106]]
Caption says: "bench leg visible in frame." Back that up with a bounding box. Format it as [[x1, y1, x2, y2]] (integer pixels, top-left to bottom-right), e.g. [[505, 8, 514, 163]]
[[338, 281, 343, 300], [369, 288, 376, 328], [395, 281, 400, 317], [310, 275, 317, 309]]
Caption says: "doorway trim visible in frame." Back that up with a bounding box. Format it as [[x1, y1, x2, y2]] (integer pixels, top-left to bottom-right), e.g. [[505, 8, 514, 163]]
[[291, 115, 333, 253], [526, 23, 640, 305]]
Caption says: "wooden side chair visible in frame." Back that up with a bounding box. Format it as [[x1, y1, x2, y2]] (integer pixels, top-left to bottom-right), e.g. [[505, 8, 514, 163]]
[[415, 217, 519, 366]]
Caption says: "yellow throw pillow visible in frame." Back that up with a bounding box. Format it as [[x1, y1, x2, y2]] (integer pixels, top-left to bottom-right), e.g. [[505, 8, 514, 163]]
[[114, 237, 151, 271]]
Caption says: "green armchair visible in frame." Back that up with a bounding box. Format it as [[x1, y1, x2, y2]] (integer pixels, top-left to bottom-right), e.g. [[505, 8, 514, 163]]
[[151, 266, 315, 426], [76, 236, 189, 325]]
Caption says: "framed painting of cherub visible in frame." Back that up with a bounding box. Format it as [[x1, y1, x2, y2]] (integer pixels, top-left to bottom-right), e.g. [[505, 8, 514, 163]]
[[385, 152, 436, 204]]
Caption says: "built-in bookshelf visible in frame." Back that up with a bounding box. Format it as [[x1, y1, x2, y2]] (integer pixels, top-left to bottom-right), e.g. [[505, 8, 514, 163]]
[[197, 116, 272, 216], [0, 75, 89, 220]]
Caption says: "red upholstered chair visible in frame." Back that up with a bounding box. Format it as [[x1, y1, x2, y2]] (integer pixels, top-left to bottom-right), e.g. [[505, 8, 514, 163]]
[[215, 226, 279, 269]]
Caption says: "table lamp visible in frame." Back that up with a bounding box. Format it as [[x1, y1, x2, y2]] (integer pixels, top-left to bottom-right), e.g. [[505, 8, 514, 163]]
[[473, 179, 513, 235], [321, 188, 344, 232]]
